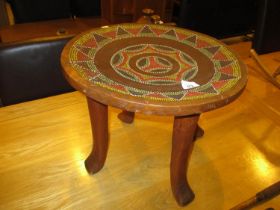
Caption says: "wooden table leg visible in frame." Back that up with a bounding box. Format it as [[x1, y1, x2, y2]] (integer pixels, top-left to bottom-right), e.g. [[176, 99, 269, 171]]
[[171, 114, 200, 206], [85, 97, 109, 174], [118, 110, 135, 124]]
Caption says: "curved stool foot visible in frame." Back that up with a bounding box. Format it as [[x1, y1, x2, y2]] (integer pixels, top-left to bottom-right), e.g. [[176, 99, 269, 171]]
[[173, 185, 195, 206], [85, 154, 105, 174], [118, 110, 135, 124]]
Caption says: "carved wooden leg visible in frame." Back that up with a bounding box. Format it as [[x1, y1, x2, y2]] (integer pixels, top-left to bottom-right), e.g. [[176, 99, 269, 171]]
[[118, 110, 135, 124], [171, 114, 199, 206], [85, 97, 109, 174]]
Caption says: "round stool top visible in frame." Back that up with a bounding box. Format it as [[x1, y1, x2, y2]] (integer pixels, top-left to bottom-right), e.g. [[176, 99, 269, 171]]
[[61, 24, 247, 116]]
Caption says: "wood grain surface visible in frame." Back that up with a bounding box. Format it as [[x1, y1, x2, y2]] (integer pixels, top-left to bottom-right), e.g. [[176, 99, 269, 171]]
[[0, 41, 280, 209]]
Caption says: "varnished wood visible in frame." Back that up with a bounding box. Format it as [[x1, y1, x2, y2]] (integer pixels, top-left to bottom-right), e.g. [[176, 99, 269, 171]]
[[230, 181, 280, 210], [101, 0, 172, 23], [250, 49, 280, 89], [0, 17, 109, 43], [116, 111, 205, 141], [1, 42, 280, 209], [61, 24, 247, 116], [60, 24, 248, 206], [118, 110, 135, 124], [171, 114, 199, 206], [195, 125, 204, 140], [1, 49, 280, 209], [85, 97, 109, 174]]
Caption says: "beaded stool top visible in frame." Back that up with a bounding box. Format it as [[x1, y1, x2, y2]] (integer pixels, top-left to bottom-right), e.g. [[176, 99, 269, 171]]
[[61, 24, 247, 115]]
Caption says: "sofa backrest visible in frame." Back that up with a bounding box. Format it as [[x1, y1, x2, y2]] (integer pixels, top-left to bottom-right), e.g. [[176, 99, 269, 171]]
[[0, 36, 74, 106], [7, 0, 101, 24], [7, 0, 72, 23]]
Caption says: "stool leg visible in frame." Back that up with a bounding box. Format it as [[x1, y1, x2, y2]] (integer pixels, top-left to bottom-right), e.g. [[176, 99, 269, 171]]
[[194, 125, 204, 140], [171, 114, 199, 206], [118, 110, 135, 124], [85, 97, 109, 174]]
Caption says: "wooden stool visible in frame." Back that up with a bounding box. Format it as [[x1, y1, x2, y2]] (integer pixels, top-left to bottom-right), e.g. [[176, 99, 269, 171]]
[[61, 24, 247, 206]]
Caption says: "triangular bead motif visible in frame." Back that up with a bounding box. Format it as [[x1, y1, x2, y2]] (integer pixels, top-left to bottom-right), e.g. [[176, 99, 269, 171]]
[[75, 45, 93, 55], [185, 35, 197, 44], [102, 30, 117, 39], [83, 38, 97, 48], [164, 92, 186, 100], [69, 24, 244, 101], [72, 61, 91, 70], [176, 32, 188, 41], [220, 66, 234, 75], [196, 39, 211, 48], [204, 46, 220, 55], [126, 28, 142, 36], [76, 51, 92, 61], [212, 51, 227, 60], [219, 73, 236, 81], [93, 33, 108, 44], [212, 80, 227, 89], [219, 60, 233, 67], [140, 25, 154, 34], [151, 28, 168, 36], [163, 29, 178, 39], [117, 27, 130, 36]]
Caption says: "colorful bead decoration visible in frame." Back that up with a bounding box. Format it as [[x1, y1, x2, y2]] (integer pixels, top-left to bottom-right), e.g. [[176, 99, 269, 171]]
[[69, 24, 242, 101]]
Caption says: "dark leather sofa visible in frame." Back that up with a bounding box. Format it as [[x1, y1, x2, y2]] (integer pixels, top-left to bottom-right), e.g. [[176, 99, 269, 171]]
[[177, 0, 257, 38], [252, 0, 280, 54], [0, 36, 74, 106], [7, 0, 101, 24]]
